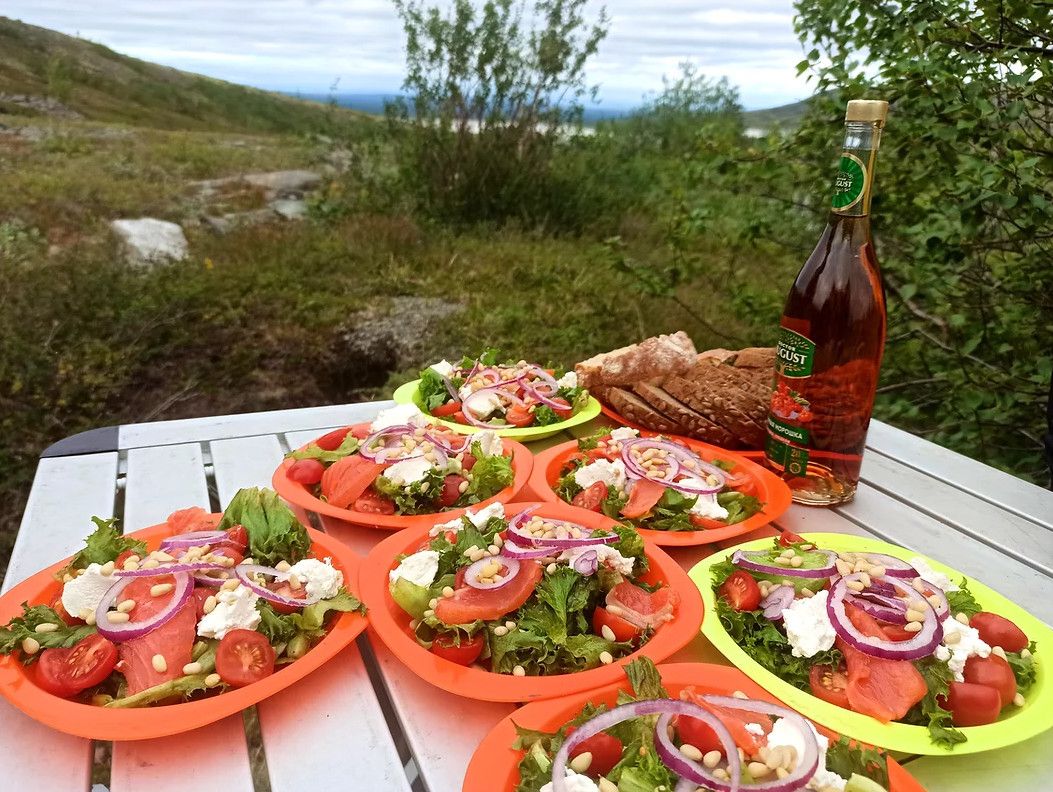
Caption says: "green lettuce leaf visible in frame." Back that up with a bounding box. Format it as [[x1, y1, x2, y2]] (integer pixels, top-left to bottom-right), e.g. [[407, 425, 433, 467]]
[[717, 490, 764, 524], [256, 588, 365, 645], [1006, 642, 1037, 692], [0, 603, 97, 663], [824, 735, 890, 787], [418, 367, 456, 411], [623, 656, 667, 700], [285, 433, 360, 463], [58, 516, 146, 578], [217, 488, 311, 566], [902, 657, 966, 749], [463, 447, 514, 502], [610, 523, 648, 573], [945, 578, 982, 619], [374, 468, 446, 514]]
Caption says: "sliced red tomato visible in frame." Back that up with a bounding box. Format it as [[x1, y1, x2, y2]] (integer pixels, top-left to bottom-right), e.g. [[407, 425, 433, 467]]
[[460, 453, 477, 471], [216, 629, 275, 688], [778, 531, 805, 547], [116, 596, 197, 695], [619, 478, 666, 519], [809, 663, 850, 708], [505, 405, 535, 427], [550, 397, 573, 418], [430, 632, 485, 665], [716, 463, 754, 494], [316, 426, 354, 450], [605, 581, 678, 629], [567, 729, 623, 777], [572, 481, 607, 512], [689, 514, 727, 530], [322, 455, 388, 509], [438, 475, 467, 507], [964, 655, 1016, 709], [940, 681, 1002, 726], [679, 687, 773, 754], [288, 459, 325, 485], [970, 612, 1028, 653], [353, 489, 397, 514], [717, 570, 762, 612], [350, 424, 371, 440], [592, 606, 641, 642], [452, 410, 467, 424], [434, 560, 542, 624], [35, 634, 118, 698], [431, 401, 463, 417], [876, 622, 917, 642]]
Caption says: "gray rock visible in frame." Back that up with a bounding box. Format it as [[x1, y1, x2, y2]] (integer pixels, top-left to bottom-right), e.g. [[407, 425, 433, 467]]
[[270, 198, 308, 220], [0, 93, 82, 119], [242, 170, 322, 197], [110, 218, 188, 265]]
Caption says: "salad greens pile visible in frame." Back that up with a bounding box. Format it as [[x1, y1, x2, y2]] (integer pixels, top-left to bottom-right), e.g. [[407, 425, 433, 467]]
[[57, 517, 147, 579], [216, 487, 311, 567], [0, 603, 96, 661]]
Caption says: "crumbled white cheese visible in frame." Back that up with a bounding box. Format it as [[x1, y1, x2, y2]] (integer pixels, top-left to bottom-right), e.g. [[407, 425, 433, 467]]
[[767, 716, 846, 792], [429, 502, 506, 537], [556, 371, 578, 389], [689, 491, 729, 521], [807, 767, 847, 792], [909, 556, 959, 592], [609, 426, 639, 441], [370, 403, 427, 432], [465, 391, 503, 419], [782, 590, 837, 658], [936, 617, 991, 681], [559, 544, 635, 576], [573, 458, 627, 492], [286, 557, 342, 601], [197, 584, 261, 639], [383, 457, 435, 486], [430, 359, 454, 377], [389, 550, 440, 588], [540, 769, 598, 792], [472, 430, 504, 457], [745, 722, 765, 736], [61, 563, 116, 618]]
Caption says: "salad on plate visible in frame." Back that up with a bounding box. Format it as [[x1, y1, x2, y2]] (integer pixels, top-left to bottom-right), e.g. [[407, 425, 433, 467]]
[[416, 350, 589, 429], [710, 533, 1038, 749], [0, 488, 365, 708], [387, 503, 679, 676], [514, 658, 894, 792], [282, 403, 517, 516], [554, 428, 764, 531]]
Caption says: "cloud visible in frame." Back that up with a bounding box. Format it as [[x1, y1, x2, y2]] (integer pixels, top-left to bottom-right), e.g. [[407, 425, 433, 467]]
[[4, 0, 812, 108]]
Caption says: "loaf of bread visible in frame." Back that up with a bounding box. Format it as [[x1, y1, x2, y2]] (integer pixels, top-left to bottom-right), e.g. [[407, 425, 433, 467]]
[[575, 331, 697, 390]]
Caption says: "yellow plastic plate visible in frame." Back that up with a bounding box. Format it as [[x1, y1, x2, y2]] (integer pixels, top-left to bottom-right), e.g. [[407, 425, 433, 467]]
[[690, 532, 1053, 755], [392, 380, 602, 441]]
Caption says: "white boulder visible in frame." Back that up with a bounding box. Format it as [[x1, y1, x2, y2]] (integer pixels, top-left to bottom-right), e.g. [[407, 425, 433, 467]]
[[111, 218, 188, 266]]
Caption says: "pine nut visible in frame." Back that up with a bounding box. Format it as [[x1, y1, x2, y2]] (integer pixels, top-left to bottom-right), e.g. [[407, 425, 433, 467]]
[[774, 556, 791, 566], [912, 578, 926, 593], [203, 595, 217, 614], [800, 587, 815, 598], [903, 622, 923, 633], [494, 626, 508, 636], [992, 646, 1007, 660], [679, 744, 703, 761], [905, 608, 925, 623], [422, 609, 434, 618], [732, 690, 748, 699], [546, 563, 557, 574], [780, 549, 795, 559], [34, 622, 59, 633], [151, 583, 174, 597], [512, 665, 526, 677], [458, 480, 470, 493], [748, 762, 770, 778], [505, 620, 516, 630], [123, 561, 140, 571], [107, 611, 130, 623], [428, 598, 439, 609], [703, 750, 721, 768], [487, 544, 500, 555], [789, 557, 803, 568], [100, 561, 115, 576], [870, 565, 886, 577], [151, 654, 167, 673], [569, 752, 593, 773], [1021, 647, 1032, 659], [183, 662, 203, 675], [853, 559, 867, 573], [765, 746, 784, 769], [117, 599, 136, 613], [442, 586, 455, 598], [956, 612, 970, 624], [85, 611, 97, 626], [599, 651, 614, 665], [776, 767, 790, 779], [859, 572, 872, 588], [1014, 692, 1025, 707], [221, 579, 240, 591], [835, 560, 852, 576], [141, 559, 161, 570], [601, 625, 616, 641], [598, 778, 618, 792], [470, 549, 486, 562], [713, 768, 730, 781], [127, 555, 141, 564], [944, 630, 961, 645], [464, 545, 479, 556], [927, 595, 942, 608], [21, 637, 40, 655], [204, 673, 222, 687], [845, 580, 865, 592], [152, 550, 175, 563], [275, 561, 291, 572]]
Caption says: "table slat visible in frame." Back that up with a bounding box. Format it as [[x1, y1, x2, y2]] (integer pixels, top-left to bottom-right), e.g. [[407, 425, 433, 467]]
[[867, 420, 1053, 530], [210, 434, 286, 504], [113, 441, 254, 792], [906, 727, 1053, 792], [120, 401, 393, 449]]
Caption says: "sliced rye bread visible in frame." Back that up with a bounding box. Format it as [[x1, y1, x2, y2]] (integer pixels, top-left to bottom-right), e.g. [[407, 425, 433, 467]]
[[662, 372, 768, 448], [575, 331, 697, 390], [731, 347, 776, 370], [632, 382, 742, 448], [604, 386, 685, 435]]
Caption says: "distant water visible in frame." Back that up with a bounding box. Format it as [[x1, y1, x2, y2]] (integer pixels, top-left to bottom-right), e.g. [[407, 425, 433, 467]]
[[288, 92, 632, 125]]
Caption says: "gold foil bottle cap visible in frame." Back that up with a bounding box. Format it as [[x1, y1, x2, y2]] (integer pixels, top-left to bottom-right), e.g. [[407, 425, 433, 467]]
[[845, 99, 888, 125]]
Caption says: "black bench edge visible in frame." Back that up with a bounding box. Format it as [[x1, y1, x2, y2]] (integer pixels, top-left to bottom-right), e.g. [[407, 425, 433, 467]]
[[41, 426, 120, 458]]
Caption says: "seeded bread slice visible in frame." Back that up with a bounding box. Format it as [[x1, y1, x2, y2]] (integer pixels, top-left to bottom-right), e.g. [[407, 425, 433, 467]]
[[604, 386, 685, 435], [632, 382, 742, 447], [662, 371, 768, 448], [575, 331, 697, 390]]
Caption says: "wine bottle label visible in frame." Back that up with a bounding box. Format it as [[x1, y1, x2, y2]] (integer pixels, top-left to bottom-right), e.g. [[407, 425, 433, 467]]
[[775, 328, 815, 378], [765, 435, 810, 476], [831, 153, 867, 212]]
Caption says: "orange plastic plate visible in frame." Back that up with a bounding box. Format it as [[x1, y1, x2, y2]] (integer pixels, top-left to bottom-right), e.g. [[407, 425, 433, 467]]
[[271, 422, 534, 531], [529, 436, 791, 547], [462, 662, 926, 792], [361, 501, 704, 702], [0, 520, 368, 741]]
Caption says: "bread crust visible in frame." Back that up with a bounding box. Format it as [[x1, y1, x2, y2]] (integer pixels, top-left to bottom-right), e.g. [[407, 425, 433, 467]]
[[632, 382, 741, 447], [605, 387, 685, 435], [575, 331, 697, 389]]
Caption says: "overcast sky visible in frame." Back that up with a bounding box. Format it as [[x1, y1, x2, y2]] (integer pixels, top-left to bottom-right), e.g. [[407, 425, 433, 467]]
[[5, 0, 813, 110]]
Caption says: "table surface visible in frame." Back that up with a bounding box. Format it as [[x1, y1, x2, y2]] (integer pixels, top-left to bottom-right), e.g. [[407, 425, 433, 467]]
[[3, 401, 1051, 792]]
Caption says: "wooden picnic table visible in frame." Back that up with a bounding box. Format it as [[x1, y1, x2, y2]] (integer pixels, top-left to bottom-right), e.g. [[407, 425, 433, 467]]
[[2, 400, 1051, 792]]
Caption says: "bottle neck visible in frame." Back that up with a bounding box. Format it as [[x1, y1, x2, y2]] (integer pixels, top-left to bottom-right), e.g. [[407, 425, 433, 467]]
[[830, 120, 882, 217]]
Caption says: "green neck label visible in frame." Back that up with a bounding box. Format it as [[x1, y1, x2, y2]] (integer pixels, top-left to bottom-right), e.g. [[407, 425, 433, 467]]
[[776, 327, 815, 378], [831, 152, 867, 212]]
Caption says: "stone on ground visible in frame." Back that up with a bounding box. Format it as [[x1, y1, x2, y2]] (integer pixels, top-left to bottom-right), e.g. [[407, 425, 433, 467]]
[[110, 218, 188, 265]]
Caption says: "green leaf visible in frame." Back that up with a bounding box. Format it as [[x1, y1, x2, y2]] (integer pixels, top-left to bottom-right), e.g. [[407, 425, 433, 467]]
[[945, 579, 982, 619], [623, 657, 667, 700], [217, 488, 311, 566], [58, 517, 147, 578], [1005, 642, 1037, 692], [463, 445, 514, 502], [285, 433, 360, 463], [0, 603, 97, 663]]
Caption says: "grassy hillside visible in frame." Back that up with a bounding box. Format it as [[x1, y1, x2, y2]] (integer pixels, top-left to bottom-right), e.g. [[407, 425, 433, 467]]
[[0, 16, 365, 133], [742, 98, 811, 129]]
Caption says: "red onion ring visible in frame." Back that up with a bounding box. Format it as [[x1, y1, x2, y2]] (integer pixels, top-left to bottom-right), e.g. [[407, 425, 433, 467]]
[[463, 556, 521, 589], [95, 572, 193, 642], [159, 530, 228, 549], [524, 365, 559, 395], [761, 584, 795, 621], [840, 552, 918, 578], [619, 437, 726, 494], [113, 560, 228, 577], [506, 510, 617, 550], [499, 540, 553, 560], [236, 564, 319, 607], [572, 549, 598, 576], [551, 699, 741, 792], [828, 573, 943, 659], [521, 382, 568, 410], [732, 548, 838, 579], [846, 592, 908, 624]]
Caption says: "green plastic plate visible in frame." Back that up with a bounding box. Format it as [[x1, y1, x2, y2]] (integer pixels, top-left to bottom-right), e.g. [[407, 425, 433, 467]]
[[690, 532, 1053, 755], [392, 380, 602, 441]]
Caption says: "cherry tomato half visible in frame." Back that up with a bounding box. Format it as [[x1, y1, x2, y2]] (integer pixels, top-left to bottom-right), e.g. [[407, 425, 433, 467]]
[[568, 730, 623, 777], [35, 634, 118, 698], [216, 629, 276, 688], [430, 632, 484, 665], [315, 427, 353, 451], [970, 612, 1028, 653], [439, 474, 467, 507], [940, 680, 1002, 727], [571, 481, 607, 512], [288, 459, 325, 485], [809, 663, 850, 708], [592, 606, 641, 642], [718, 570, 762, 612], [505, 405, 534, 427], [964, 654, 1016, 709]]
